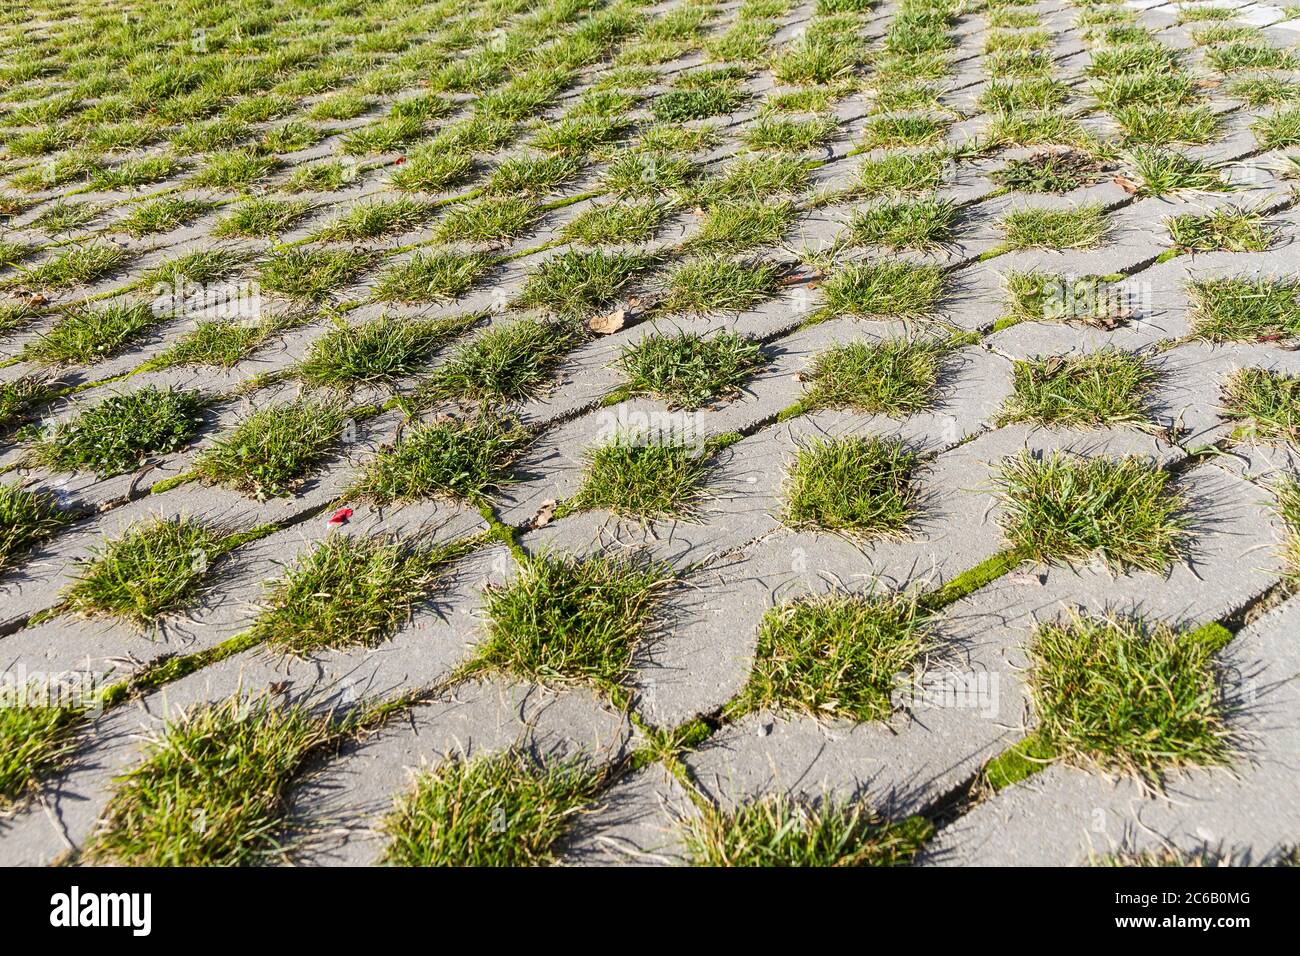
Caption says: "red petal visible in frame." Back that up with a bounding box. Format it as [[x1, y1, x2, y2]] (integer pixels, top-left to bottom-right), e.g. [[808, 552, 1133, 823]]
[[328, 507, 354, 525]]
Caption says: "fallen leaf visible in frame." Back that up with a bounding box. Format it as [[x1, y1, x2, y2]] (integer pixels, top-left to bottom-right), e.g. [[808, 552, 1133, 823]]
[[531, 499, 557, 528], [328, 507, 353, 526], [1113, 174, 1140, 195], [268, 681, 290, 694], [588, 307, 626, 335]]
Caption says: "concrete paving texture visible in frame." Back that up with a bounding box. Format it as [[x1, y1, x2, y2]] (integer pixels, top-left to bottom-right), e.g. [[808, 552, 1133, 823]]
[[1, 0, 1298, 866]]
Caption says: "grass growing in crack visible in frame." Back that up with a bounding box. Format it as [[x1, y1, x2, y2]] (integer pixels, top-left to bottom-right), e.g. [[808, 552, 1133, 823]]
[[1092, 71, 1201, 111], [118, 197, 214, 237], [652, 85, 748, 122], [313, 197, 431, 241], [691, 200, 794, 252], [63, 517, 226, 628], [380, 749, 602, 867], [1166, 208, 1277, 253], [152, 315, 292, 370], [822, 260, 944, 319], [214, 198, 311, 238], [194, 399, 350, 499], [602, 151, 695, 197], [1128, 147, 1228, 197], [298, 313, 473, 389], [1252, 107, 1300, 150], [423, 318, 584, 405], [1277, 478, 1300, 580], [855, 151, 948, 193], [1027, 612, 1230, 781], [616, 330, 766, 409], [843, 197, 958, 250], [465, 550, 671, 687], [986, 111, 1090, 148], [190, 148, 280, 188], [783, 436, 920, 539], [285, 160, 357, 193], [373, 251, 495, 303], [1187, 277, 1300, 342], [143, 249, 247, 288], [680, 794, 933, 867], [1001, 271, 1132, 328], [32, 201, 100, 233], [1221, 367, 1300, 443], [435, 196, 541, 244], [1, 376, 53, 434], [251, 534, 450, 655], [1206, 40, 1298, 73], [484, 153, 582, 198], [88, 695, 337, 866], [562, 201, 664, 245], [570, 435, 711, 519], [980, 78, 1068, 113], [743, 116, 838, 153], [0, 704, 83, 810], [0, 483, 72, 573], [710, 155, 814, 202], [996, 452, 1186, 573], [258, 248, 372, 300], [21, 300, 157, 365], [516, 249, 649, 319], [800, 337, 949, 417], [737, 590, 930, 723], [998, 350, 1157, 428], [661, 256, 779, 313], [1000, 204, 1108, 250], [352, 413, 529, 505], [992, 150, 1107, 194], [1228, 77, 1300, 108], [1114, 106, 1218, 147], [30, 387, 205, 478], [858, 115, 947, 149], [10, 242, 131, 291]]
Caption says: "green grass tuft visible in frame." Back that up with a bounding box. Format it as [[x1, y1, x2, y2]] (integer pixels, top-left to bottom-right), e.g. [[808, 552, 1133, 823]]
[[570, 435, 711, 519], [616, 330, 766, 409], [998, 349, 1156, 428], [30, 386, 205, 478], [467, 550, 671, 687], [783, 435, 921, 539], [1028, 612, 1231, 781], [63, 517, 226, 627], [822, 260, 944, 319], [800, 337, 949, 417], [737, 590, 930, 723], [0, 482, 72, 573], [680, 794, 933, 867], [423, 318, 583, 404], [352, 413, 529, 505], [1188, 277, 1300, 342], [996, 451, 1186, 573], [1220, 367, 1300, 443], [1001, 204, 1108, 250], [298, 313, 472, 389], [251, 534, 452, 655], [0, 703, 83, 810], [380, 749, 602, 867], [89, 695, 337, 866], [193, 399, 350, 499]]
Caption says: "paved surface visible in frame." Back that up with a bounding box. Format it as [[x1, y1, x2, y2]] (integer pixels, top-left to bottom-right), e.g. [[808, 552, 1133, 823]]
[[1, 0, 1298, 866]]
